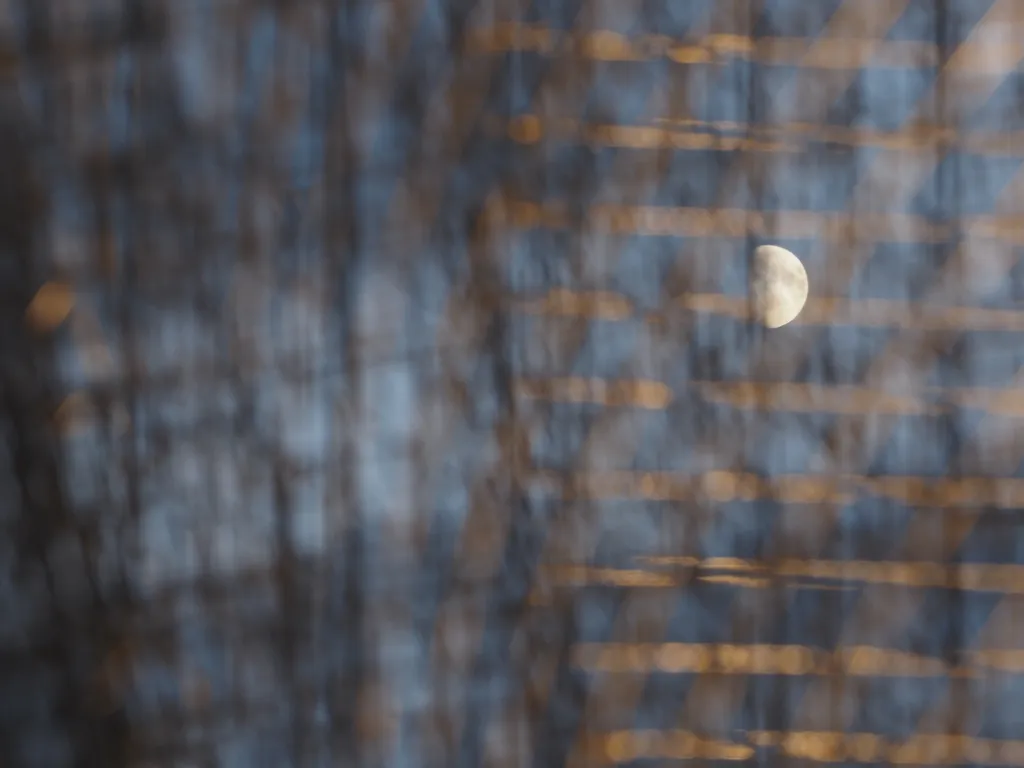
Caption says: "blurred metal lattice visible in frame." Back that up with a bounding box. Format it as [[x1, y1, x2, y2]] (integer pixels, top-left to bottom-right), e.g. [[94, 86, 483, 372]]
[[3, 0, 1024, 767]]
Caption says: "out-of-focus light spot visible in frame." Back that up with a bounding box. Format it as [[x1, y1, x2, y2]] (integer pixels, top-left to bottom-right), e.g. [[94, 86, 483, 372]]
[[655, 643, 710, 673], [846, 734, 884, 763], [702, 470, 738, 500], [508, 115, 542, 144], [580, 31, 640, 61], [667, 45, 712, 64], [26, 281, 75, 332], [604, 732, 635, 762], [698, 574, 771, 588]]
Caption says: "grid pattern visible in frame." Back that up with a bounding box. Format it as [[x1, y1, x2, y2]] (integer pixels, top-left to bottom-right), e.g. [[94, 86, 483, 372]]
[[2, 0, 1024, 766]]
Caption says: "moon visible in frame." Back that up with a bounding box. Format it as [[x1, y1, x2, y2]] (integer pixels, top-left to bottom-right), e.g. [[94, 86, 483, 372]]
[[749, 245, 809, 329]]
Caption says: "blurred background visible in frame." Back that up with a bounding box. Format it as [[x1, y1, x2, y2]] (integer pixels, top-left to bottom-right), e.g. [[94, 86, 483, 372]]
[[3, 0, 1024, 766]]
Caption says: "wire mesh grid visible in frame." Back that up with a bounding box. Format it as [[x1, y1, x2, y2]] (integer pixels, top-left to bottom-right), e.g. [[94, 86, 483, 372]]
[[3, 0, 1024, 766]]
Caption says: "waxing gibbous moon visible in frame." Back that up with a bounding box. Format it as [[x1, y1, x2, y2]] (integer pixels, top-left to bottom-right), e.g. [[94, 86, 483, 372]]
[[749, 245, 809, 329]]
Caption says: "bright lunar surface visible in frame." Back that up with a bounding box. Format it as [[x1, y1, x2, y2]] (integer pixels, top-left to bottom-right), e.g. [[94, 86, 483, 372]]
[[749, 245, 809, 329]]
